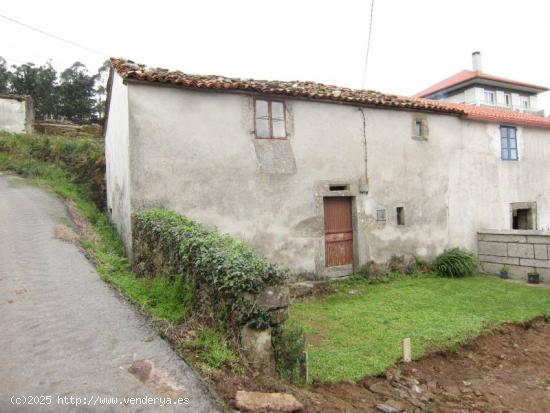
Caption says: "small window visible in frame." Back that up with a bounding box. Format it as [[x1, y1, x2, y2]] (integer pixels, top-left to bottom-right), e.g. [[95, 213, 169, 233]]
[[504, 93, 511, 106], [255, 99, 287, 139], [511, 203, 536, 230], [412, 116, 428, 139], [484, 90, 495, 105], [414, 120, 422, 137], [519, 95, 529, 108], [396, 207, 405, 225], [329, 184, 348, 191], [500, 126, 518, 161], [376, 209, 386, 221]]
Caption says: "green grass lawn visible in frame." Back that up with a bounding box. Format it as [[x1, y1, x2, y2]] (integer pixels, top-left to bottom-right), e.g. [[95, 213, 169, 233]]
[[291, 275, 550, 382]]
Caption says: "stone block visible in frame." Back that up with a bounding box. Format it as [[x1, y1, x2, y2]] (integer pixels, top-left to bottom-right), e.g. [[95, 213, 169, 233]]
[[519, 258, 550, 269], [241, 326, 274, 370], [478, 233, 527, 243], [269, 307, 289, 325], [478, 255, 518, 265], [534, 244, 548, 260], [480, 262, 502, 275], [526, 235, 550, 244], [507, 243, 534, 258], [235, 391, 303, 413], [478, 241, 507, 256], [288, 281, 314, 299], [507, 265, 534, 280], [258, 286, 290, 310]]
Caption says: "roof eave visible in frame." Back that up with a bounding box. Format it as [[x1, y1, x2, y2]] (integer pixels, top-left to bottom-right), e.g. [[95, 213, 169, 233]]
[[122, 77, 463, 116]]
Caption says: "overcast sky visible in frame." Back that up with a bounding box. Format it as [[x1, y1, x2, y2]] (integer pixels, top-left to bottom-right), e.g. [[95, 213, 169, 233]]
[[1, 0, 548, 113]]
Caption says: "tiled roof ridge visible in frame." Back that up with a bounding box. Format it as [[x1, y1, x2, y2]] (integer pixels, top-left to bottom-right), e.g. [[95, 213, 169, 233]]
[[110, 58, 464, 115]]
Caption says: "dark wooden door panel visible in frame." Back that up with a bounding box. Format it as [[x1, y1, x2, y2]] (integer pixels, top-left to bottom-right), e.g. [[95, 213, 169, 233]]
[[324, 197, 353, 267]]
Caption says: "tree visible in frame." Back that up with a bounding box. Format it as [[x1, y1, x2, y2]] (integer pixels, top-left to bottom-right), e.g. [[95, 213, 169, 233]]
[[0, 57, 10, 94], [94, 59, 111, 122], [10, 61, 58, 119], [57, 62, 96, 123]]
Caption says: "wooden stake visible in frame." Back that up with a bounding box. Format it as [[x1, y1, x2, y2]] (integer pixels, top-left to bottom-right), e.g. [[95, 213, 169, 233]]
[[402, 338, 412, 362], [300, 351, 309, 383]]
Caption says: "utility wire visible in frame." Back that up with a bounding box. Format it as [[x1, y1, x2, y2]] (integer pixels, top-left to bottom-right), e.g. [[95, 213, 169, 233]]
[[0, 12, 108, 57], [361, 0, 375, 89]]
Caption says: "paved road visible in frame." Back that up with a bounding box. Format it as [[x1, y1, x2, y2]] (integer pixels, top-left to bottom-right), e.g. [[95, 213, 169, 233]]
[[0, 174, 225, 413]]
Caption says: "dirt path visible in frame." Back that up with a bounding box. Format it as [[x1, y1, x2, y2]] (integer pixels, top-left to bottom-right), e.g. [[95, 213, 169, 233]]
[[0, 174, 225, 413], [211, 314, 550, 412]]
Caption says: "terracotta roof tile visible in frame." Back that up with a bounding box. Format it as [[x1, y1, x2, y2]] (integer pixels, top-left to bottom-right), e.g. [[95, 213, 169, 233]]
[[415, 70, 548, 98], [416, 98, 550, 129], [110, 58, 463, 115], [110, 58, 550, 129]]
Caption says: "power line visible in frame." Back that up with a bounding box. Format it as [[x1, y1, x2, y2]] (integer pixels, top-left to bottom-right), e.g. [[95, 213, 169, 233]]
[[0, 12, 109, 57], [361, 0, 375, 89]]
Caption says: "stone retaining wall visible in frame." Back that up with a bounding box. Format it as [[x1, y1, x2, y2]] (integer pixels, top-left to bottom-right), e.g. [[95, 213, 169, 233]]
[[478, 229, 550, 283]]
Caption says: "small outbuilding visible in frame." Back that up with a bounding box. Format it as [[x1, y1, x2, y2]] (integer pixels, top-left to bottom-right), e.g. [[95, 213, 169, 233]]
[[0, 94, 34, 134]]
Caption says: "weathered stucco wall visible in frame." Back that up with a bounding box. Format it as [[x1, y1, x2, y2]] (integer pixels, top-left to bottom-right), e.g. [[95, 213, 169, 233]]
[[363, 109, 461, 262], [0, 95, 33, 134], [105, 73, 132, 255], [365, 109, 550, 263], [105, 78, 550, 276], [478, 229, 550, 283], [126, 83, 368, 276]]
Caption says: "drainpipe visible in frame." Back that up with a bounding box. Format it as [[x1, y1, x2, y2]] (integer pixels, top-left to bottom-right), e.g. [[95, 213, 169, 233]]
[[358, 108, 368, 192]]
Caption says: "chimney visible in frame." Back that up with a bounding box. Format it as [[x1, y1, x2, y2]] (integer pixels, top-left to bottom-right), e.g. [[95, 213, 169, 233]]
[[472, 51, 482, 72]]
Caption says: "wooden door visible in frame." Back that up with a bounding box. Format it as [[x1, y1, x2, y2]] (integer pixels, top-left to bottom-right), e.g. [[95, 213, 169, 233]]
[[324, 197, 353, 267]]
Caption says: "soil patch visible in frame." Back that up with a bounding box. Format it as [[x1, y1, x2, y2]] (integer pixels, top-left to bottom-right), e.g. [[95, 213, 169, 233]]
[[204, 317, 550, 412]]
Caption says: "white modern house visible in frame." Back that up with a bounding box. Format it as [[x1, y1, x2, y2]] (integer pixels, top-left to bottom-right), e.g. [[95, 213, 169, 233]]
[[415, 52, 547, 116], [104, 57, 550, 279]]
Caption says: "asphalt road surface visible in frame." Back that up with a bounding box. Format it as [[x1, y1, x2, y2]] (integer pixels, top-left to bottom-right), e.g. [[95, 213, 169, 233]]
[[0, 174, 225, 413]]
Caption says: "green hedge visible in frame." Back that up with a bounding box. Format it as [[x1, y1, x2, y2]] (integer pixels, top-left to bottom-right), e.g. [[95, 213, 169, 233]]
[[132, 209, 287, 333], [0, 133, 105, 209]]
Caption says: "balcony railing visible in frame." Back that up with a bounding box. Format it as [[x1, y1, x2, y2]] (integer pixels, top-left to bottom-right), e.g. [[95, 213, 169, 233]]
[[463, 100, 545, 116]]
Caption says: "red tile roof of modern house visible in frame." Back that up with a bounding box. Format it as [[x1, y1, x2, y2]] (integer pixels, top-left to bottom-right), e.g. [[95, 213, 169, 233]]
[[414, 98, 550, 129], [415, 70, 549, 98], [110, 58, 463, 115]]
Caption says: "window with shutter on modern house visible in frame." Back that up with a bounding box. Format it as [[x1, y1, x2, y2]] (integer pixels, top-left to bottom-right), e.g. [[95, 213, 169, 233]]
[[255, 99, 287, 139], [484, 90, 495, 105], [504, 93, 511, 106], [500, 126, 518, 160]]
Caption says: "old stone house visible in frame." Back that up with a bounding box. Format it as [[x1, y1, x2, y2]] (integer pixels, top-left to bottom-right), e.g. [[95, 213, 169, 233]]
[[104, 57, 550, 279]]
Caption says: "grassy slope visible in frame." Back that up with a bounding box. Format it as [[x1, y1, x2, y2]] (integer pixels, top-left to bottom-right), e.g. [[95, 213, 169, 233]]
[[292, 275, 550, 382], [0, 152, 190, 323]]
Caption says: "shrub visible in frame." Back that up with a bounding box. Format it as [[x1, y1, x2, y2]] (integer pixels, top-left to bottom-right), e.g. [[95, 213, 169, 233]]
[[132, 209, 287, 334], [272, 320, 306, 381], [435, 248, 478, 277]]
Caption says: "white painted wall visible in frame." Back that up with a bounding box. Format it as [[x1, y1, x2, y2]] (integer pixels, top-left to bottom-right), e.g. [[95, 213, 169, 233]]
[[105, 73, 132, 255], [0, 96, 32, 133]]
